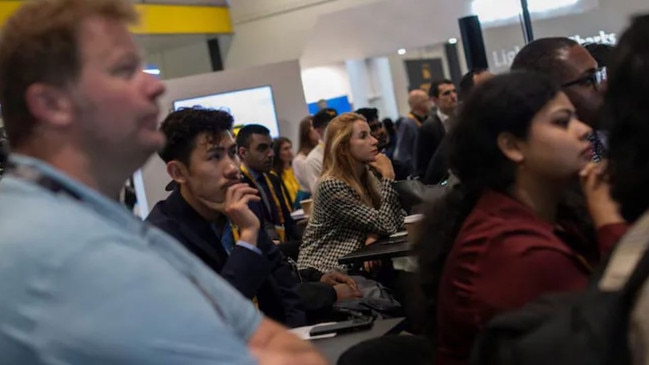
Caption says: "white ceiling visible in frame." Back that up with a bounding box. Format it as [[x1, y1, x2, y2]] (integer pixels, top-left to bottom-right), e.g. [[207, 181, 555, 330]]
[[300, 0, 600, 66]]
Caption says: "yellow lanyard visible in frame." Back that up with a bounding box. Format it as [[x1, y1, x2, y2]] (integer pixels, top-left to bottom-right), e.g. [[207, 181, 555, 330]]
[[408, 113, 423, 128], [240, 165, 287, 242], [269, 170, 294, 209]]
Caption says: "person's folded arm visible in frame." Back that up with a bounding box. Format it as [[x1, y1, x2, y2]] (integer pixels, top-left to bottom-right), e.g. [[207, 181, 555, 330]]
[[221, 241, 271, 299]]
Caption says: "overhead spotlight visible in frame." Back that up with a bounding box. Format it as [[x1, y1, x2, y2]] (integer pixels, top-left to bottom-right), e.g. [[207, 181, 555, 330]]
[[448, 38, 458, 44], [397, 48, 407, 55]]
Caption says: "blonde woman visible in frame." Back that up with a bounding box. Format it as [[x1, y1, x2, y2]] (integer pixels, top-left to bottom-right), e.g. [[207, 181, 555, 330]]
[[297, 113, 405, 274]]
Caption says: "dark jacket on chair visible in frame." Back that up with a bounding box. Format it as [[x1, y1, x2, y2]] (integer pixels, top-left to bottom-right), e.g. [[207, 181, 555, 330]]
[[146, 187, 306, 327]]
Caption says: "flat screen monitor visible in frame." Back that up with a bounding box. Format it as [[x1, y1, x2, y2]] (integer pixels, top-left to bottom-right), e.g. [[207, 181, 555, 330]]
[[173, 85, 280, 137]]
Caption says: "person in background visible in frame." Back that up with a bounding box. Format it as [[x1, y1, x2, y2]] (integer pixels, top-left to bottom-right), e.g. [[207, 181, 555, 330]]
[[394, 89, 430, 177], [584, 42, 614, 69], [293, 115, 318, 202], [415, 72, 626, 365], [298, 112, 405, 275], [0, 127, 8, 177], [355, 108, 389, 153], [414, 79, 458, 178], [597, 15, 649, 365], [382, 118, 398, 159], [511, 37, 607, 161], [237, 124, 301, 243], [423, 71, 492, 184], [0, 0, 326, 364], [147, 108, 306, 328], [317, 99, 328, 111], [303, 108, 338, 192], [272, 136, 300, 206], [458, 68, 493, 102]]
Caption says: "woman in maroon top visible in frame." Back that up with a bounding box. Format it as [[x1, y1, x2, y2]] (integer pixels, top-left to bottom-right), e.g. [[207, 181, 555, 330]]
[[415, 72, 627, 365]]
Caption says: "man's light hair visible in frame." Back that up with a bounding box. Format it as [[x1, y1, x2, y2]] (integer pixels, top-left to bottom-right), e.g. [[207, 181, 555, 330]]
[[0, 0, 137, 148]]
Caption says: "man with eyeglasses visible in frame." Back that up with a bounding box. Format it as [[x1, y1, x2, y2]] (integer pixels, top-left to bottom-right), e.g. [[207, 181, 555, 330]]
[[511, 37, 607, 161]]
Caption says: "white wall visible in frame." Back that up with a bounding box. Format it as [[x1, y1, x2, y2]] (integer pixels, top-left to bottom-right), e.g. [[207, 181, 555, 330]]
[[300, 63, 352, 103], [225, 0, 383, 69], [137, 60, 308, 216]]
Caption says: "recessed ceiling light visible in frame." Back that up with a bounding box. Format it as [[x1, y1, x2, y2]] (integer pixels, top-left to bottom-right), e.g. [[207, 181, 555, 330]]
[[397, 48, 407, 55], [448, 38, 458, 44]]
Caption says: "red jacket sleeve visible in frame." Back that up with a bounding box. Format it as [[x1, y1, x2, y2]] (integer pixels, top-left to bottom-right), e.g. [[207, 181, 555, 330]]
[[596, 222, 629, 256]]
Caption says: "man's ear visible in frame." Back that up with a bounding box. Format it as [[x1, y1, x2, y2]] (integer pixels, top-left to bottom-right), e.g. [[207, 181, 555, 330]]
[[24, 83, 74, 128], [237, 146, 247, 159], [497, 132, 525, 164], [167, 161, 189, 185]]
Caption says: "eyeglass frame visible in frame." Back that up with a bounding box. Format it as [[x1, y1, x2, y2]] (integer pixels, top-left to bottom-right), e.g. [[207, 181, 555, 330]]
[[561, 66, 607, 90]]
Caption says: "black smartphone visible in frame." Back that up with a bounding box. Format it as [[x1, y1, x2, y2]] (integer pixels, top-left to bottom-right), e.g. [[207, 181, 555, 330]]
[[309, 317, 374, 337]]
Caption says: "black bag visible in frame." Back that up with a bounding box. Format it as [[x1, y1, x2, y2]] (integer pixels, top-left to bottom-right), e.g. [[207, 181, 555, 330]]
[[470, 244, 649, 365], [393, 179, 448, 214], [334, 276, 402, 319]]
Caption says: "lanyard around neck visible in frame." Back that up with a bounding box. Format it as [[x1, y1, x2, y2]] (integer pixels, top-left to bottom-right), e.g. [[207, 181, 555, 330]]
[[240, 164, 285, 225]]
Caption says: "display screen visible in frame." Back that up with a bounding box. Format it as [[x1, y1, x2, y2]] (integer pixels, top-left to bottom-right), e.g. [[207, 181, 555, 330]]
[[173, 85, 280, 137]]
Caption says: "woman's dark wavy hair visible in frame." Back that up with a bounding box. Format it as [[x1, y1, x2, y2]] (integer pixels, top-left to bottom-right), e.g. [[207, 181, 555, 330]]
[[414, 71, 564, 339], [272, 136, 292, 179], [604, 14, 649, 223]]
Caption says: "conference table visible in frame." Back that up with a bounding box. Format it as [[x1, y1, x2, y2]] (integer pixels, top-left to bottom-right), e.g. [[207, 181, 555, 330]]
[[311, 317, 406, 364]]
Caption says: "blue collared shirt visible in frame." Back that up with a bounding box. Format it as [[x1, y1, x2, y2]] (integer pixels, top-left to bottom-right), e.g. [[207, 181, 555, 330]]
[[0, 155, 262, 364]]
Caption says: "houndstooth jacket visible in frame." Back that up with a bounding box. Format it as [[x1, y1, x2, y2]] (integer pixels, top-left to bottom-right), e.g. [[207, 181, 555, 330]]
[[297, 176, 405, 273]]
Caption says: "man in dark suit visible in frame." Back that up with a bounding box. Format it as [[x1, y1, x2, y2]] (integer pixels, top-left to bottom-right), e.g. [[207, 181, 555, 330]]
[[413, 79, 457, 178], [146, 108, 306, 327], [423, 70, 493, 184], [236, 124, 301, 244]]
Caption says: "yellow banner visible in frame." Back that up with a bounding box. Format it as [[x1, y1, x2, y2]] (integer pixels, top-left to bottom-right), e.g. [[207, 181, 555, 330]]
[[0, 2, 232, 35]]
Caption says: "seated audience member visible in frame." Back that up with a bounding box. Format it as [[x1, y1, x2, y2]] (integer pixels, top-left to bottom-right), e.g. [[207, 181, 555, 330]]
[[237, 125, 301, 243], [584, 42, 614, 69], [0, 127, 8, 177], [415, 71, 627, 365], [511, 37, 608, 161], [293, 115, 319, 202], [395, 90, 430, 177], [355, 108, 390, 154], [298, 112, 405, 274], [414, 80, 458, 178], [598, 14, 649, 364], [146, 108, 306, 327], [382, 118, 398, 159], [0, 0, 326, 364], [423, 70, 492, 185], [458, 68, 493, 102], [303, 108, 338, 193], [272, 136, 300, 206]]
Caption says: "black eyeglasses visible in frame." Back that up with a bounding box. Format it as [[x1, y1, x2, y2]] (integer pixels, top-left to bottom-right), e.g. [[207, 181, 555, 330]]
[[562, 67, 607, 90]]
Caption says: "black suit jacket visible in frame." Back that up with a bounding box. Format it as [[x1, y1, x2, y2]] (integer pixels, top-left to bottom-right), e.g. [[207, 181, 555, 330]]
[[414, 114, 446, 178], [423, 135, 451, 185], [241, 169, 301, 242], [146, 188, 306, 327]]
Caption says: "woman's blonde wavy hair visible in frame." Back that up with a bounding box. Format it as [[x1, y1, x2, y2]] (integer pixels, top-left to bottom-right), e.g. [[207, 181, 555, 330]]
[[321, 112, 382, 209]]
